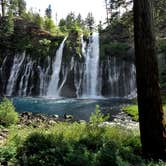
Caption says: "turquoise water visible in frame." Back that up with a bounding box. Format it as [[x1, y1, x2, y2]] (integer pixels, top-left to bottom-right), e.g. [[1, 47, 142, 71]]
[[12, 97, 132, 121]]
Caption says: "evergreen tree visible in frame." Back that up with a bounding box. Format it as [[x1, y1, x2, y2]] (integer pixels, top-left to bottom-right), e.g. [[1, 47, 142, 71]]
[[34, 13, 44, 29], [134, 0, 166, 158], [17, 0, 26, 16], [0, 8, 14, 36], [44, 16, 56, 34], [59, 18, 67, 33], [65, 12, 76, 30], [45, 4, 52, 18], [76, 13, 83, 27], [85, 12, 94, 31], [9, 0, 18, 15]]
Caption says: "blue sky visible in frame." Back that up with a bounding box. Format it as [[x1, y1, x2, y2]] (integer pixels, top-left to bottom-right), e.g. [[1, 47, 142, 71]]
[[25, 0, 106, 24]]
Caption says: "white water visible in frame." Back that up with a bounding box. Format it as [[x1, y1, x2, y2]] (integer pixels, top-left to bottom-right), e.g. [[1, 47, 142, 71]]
[[6, 53, 25, 96], [82, 32, 100, 98], [19, 59, 33, 96], [38, 57, 51, 96], [47, 37, 67, 98], [74, 62, 83, 98], [107, 56, 136, 97]]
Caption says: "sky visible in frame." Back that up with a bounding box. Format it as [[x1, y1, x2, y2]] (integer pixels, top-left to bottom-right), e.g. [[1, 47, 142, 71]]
[[25, 0, 106, 24]]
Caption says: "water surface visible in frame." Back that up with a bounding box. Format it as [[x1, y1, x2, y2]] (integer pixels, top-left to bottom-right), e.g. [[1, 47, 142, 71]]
[[12, 97, 132, 121]]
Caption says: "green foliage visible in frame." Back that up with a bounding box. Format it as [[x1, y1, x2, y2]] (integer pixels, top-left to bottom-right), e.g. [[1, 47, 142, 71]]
[[110, 42, 130, 55], [85, 12, 95, 31], [123, 105, 139, 121], [59, 18, 67, 33], [0, 145, 17, 164], [45, 4, 52, 18], [2, 114, 166, 166], [39, 39, 51, 46], [100, 41, 130, 58], [58, 12, 90, 35], [0, 11, 14, 37], [123, 102, 166, 121], [0, 98, 18, 127], [158, 39, 166, 54], [15, 123, 142, 166], [9, 0, 18, 16], [17, 0, 26, 16], [90, 105, 109, 126], [33, 14, 44, 29], [9, 0, 26, 16], [44, 17, 57, 35]]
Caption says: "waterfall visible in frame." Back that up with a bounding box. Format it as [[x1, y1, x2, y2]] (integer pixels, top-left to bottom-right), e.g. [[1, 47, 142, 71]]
[[18, 59, 33, 96], [57, 64, 68, 95], [38, 66, 44, 96], [74, 62, 83, 98], [47, 37, 67, 98], [2, 32, 137, 98], [82, 32, 100, 98], [38, 56, 51, 96], [107, 56, 136, 98], [126, 64, 137, 98], [6, 53, 25, 96]]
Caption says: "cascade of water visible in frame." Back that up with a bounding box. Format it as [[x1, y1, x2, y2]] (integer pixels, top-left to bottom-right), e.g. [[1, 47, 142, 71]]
[[74, 62, 83, 98], [0, 56, 7, 75], [47, 37, 67, 97], [6, 53, 25, 96], [19, 59, 33, 96], [38, 58, 51, 97], [82, 32, 100, 97], [126, 64, 137, 98], [57, 65, 68, 95], [38, 66, 44, 96], [107, 56, 136, 98]]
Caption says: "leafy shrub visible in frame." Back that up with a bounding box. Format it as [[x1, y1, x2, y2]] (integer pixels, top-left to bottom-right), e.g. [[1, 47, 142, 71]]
[[4, 107, 166, 166], [0, 98, 18, 127], [17, 132, 71, 166], [16, 130, 96, 166], [39, 39, 51, 46], [90, 105, 109, 126], [123, 105, 138, 121], [16, 121, 144, 166], [0, 145, 16, 165]]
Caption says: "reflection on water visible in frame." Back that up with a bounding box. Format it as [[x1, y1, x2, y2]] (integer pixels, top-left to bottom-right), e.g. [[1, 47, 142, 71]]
[[12, 97, 132, 121]]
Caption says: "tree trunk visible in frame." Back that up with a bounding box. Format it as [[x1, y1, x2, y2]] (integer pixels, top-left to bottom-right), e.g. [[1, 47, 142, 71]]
[[133, 0, 166, 158]]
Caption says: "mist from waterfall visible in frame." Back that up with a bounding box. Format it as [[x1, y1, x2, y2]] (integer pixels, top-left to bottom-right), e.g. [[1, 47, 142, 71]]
[[46, 37, 67, 98]]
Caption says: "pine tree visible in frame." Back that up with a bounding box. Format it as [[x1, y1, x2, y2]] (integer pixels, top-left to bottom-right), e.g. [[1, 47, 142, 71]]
[[134, 0, 166, 158], [85, 12, 94, 31]]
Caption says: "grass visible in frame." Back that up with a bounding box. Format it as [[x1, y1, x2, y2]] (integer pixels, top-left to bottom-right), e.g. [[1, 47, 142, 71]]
[[123, 105, 139, 121], [123, 98, 166, 122]]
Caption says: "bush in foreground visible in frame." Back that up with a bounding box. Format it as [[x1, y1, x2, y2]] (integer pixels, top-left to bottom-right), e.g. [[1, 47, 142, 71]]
[[2, 107, 166, 166], [0, 98, 18, 127], [15, 110, 143, 166]]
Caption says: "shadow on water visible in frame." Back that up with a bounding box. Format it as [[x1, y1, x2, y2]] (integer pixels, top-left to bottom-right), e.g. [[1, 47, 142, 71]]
[[11, 97, 133, 121]]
